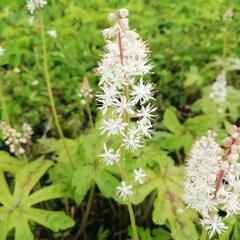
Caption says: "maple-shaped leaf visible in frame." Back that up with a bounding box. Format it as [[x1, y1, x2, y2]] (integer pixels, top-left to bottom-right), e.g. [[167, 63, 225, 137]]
[[0, 159, 74, 240]]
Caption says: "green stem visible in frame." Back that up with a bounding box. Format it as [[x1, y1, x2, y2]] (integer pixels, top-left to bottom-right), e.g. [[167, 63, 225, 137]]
[[86, 102, 94, 128], [127, 201, 139, 240], [117, 27, 139, 240], [39, 9, 74, 169], [200, 228, 207, 240], [74, 184, 95, 240], [176, 150, 183, 164], [223, 23, 228, 59], [0, 78, 10, 123]]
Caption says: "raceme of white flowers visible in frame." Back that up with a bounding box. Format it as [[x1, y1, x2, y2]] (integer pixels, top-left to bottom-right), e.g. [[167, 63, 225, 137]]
[[0, 122, 33, 155], [47, 29, 57, 38], [26, 0, 47, 15], [97, 9, 155, 200], [209, 71, 227, 105], [78, 77, 94, 105], [0, 46, 5, 56], [184, 126, 240, 238]]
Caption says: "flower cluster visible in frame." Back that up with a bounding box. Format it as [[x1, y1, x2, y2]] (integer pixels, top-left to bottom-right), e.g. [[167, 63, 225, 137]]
[[78, 77, 94, 105], [97, 9, 154, 200], [22, 123, 33, 141], [209, 71, 227, 105], [0, 122, 27, 155], [0, 46, 5, 57], [223, 6, 234, 21], [184, 126, 240, 238], [26, 0, 47, 15], [47, 29, 57, 38], [209, 71, 227, 114]]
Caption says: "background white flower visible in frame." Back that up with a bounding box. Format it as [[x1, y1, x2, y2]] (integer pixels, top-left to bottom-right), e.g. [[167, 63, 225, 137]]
[[47, 29, 57, 38], [0, 46, 5, 56]]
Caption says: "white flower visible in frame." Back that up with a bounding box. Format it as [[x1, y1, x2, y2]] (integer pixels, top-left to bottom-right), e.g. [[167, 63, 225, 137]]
[[28, 16, 35, 26], [119, 9, 129, 18], [134, 168, 146, 184], [184, 131, 223, 213], [26, 0, 35, 14], [0, 122, 27, 155], [201, 215, 227, 238], [122, 133, 142, 151], [113, 96, 135, 116], [34, 0, 47, 9], [116, 181, 133, 200], [0, 47, 5, 56], [131, 79, 154, 104], [99, 144, 120, 166], [223, 192, 240, 215], [100, 118, 127, 136], [137, 104, 156, 123], [22, 123, 33, 141], [97, 84, 120, 114], [26, 0, 47, 14], [184, 126, 240, 237], [223, 7, 234, 21], [137, 119, 153, 138], [209, 71, 227, 104], [47, 29, 57, 38]]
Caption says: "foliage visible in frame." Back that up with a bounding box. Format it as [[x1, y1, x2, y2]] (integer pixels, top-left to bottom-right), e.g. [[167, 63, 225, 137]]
[[0, 0, 240, 239], [0, 155, 74, 240]]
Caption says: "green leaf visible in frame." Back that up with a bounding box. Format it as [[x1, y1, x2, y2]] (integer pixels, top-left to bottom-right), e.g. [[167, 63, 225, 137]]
[[72, 165, 94, 204], [0, 159, 74, 240], [220, 216, 237, 240], [39, 138, 78, 164], [184, 66, 204, 88], [26, 184, 70, 206], [0, 151, 23, 174], [15, 220, 33, 240], [28, 208, 74, 232], [14, 159, 53, 202], [152, 164, 198, 240], [163, 108, 183, 134], [131, 170, 159, 204], [0, 171, 12, 205], [95, 170, 119, 198]]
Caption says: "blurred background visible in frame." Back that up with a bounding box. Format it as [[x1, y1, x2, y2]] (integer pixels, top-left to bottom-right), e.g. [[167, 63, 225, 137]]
[[0, 0, 239, 138]]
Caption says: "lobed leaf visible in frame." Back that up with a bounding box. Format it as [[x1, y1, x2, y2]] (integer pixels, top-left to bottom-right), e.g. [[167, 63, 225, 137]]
[[27, 208, 75, 232], [0, 151, 23, 174], [14, 159, 53, 202]]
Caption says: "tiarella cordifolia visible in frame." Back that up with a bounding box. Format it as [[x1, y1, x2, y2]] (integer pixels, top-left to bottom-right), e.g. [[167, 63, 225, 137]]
[[78, 77, 94, 105], [96, 9, 155, 200], [184, 126, 240, 238], [26, 0, 47, 15], [0, 122, 27, 155], [210, 71, 227, 105], [47, 29, 57, 38], [22, 123, 33, 141], [0, 46, 5, 56]]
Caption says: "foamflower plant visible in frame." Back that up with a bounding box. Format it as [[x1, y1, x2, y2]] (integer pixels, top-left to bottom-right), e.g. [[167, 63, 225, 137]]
[[184, 126, 240, 239], [96, 8, 155, 239]]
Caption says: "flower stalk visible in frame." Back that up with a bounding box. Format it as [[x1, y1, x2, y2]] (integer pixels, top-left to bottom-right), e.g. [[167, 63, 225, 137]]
[[39, 9, 74, 169], [117, 27, 138, 240], [97, 9, 155, 239], [0, 77, 9, 124]]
